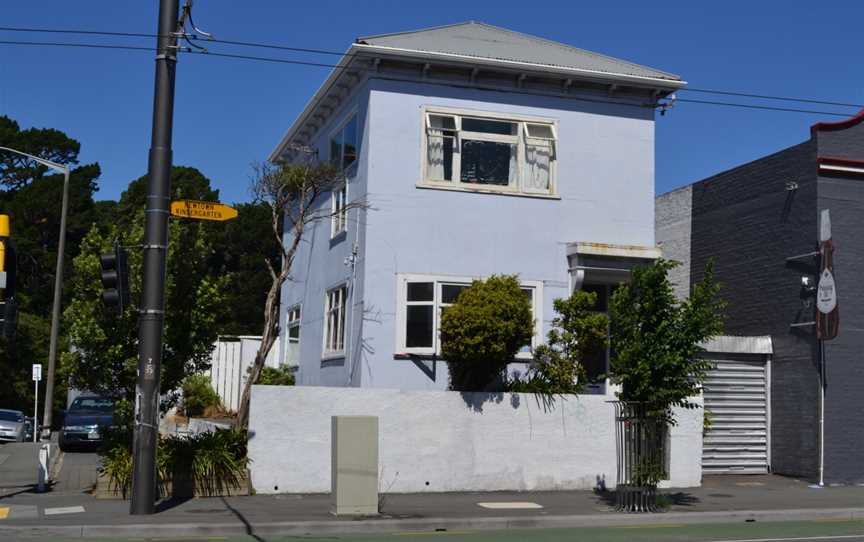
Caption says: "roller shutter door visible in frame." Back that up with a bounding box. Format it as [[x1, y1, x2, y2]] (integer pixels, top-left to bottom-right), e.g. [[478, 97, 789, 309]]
[[702, 356, 769, 474]]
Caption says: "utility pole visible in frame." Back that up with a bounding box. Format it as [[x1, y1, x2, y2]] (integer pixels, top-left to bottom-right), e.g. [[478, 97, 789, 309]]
[[130, 0, 180, 515]]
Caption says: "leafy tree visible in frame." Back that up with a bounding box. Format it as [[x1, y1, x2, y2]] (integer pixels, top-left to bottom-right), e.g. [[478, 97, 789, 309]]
[[0, 117, 98, 417], [61, 171, 229, 401], [235, 161, 361, 427], [258, 366, 296, 386], [209, 202, 278, 335], [609, 259, 725, 422], [0, 115, 80, 190], [440, 275, 534, 391], [509, 290, 608, 394]]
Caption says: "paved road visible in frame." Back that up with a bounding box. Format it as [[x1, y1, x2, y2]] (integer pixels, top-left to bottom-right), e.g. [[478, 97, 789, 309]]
[[0, 443, 41, 493], [4, 519, 861, 541], [53, 450, 100, 495]]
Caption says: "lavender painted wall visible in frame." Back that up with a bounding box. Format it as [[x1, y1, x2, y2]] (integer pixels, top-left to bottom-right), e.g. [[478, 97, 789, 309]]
[[355, 78, 657, 390]]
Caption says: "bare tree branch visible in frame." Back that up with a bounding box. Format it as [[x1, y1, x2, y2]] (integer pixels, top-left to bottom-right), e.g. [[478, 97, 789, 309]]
[[235, 160, 369, 428]]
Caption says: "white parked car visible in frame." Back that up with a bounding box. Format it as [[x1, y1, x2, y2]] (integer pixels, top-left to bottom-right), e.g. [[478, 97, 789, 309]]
[[0, 409, 26, 443]]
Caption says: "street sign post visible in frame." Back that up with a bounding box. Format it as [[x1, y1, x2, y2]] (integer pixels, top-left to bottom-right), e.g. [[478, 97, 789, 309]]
[[32, 363, 41, 443], [170, 200, 238, 221]]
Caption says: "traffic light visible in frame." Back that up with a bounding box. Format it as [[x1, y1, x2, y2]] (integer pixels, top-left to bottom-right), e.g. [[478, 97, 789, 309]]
[[0, 214, 17, 340], [100, 243, 130, 314]]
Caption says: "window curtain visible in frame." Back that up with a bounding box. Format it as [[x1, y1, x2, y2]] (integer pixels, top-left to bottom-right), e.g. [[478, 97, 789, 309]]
[[524, 138, 552, 192], [508, 144, 519, 186], [426, 128, 446, 180]]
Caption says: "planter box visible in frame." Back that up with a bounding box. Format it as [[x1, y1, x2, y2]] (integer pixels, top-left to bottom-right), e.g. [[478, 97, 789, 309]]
[[95, 471, 251, 500]]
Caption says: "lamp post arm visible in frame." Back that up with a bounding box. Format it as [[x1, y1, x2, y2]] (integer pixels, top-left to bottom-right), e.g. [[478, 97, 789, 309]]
[[0, 146, 70, 437]]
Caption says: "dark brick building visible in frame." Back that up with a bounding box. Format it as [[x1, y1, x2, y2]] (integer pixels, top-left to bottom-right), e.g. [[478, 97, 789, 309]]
[[657, 111, 864, 484]]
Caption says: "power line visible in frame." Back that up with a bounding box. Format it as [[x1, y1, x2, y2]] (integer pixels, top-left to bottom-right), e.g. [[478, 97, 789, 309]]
[[681, 88, 863, 109], [0, 38, 854, 118], [675, 98, 850, 117], [2, 25, 863, 112]]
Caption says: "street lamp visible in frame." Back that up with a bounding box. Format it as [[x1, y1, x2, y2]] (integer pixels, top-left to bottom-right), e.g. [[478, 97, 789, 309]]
[[0, 146, 70, 439]]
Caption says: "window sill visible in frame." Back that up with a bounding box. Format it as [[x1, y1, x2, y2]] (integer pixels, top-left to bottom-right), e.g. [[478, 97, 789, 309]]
[[416, 182, 560, 200], [394, 352, 534, 363]]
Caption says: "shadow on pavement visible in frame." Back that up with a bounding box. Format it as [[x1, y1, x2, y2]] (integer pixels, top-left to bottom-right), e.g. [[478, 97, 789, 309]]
[[220, 496, 265, 542], [155, 495, 193, 513], [594, 489, 701, 509]]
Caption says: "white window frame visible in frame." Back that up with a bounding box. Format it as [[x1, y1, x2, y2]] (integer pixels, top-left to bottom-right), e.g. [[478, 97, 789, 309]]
[[329, 112, 359, 172], [323, 284, 348, 359], [419, 107, 558, 197], [286, 304, 301, 366], [395, 273, 543, 359], [330, 183, 347, 238]]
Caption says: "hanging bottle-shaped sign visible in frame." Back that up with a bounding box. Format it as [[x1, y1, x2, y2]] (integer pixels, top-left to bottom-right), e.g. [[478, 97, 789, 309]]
[[816, 209, 839, 340]]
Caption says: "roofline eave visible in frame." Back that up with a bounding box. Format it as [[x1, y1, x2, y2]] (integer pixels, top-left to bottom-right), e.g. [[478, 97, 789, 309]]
[[353, 43, 687, 90]]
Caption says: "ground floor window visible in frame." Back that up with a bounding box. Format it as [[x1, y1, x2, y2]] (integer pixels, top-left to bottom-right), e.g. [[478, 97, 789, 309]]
[[286, 305, 301, 365], [396, 274, 542, 358], [323, 285, 347, 357]]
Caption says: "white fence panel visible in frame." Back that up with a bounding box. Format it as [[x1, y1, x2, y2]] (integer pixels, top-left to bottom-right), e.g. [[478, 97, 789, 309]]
[[209, 336, 281, 412]]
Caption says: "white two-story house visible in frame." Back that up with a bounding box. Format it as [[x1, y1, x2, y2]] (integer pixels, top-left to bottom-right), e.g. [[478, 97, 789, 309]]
[[271, 22, 684, 392]]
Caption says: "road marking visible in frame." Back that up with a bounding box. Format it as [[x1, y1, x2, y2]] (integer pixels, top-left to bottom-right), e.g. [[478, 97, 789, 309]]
[[615, 524, 685, 529], [705, 535, 864, 542], [43, 505, 85, 516], [476, 502, 543, 509], [0, 507, 9, 519]]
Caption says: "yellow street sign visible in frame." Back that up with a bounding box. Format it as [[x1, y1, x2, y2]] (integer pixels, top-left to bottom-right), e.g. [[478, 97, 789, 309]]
[[170, 200, 238, 221]]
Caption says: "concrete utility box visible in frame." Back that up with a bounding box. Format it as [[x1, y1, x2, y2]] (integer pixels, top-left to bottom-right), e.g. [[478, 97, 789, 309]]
[[331, 415, 378, 516]]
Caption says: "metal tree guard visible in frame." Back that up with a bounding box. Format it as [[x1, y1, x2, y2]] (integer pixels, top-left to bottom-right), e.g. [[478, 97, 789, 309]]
[[612, 401, 668, 512]]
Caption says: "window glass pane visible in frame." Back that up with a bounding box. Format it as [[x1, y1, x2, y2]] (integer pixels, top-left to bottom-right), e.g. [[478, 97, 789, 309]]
[[524, 140, 552, 192], [460, 140, 517, 186], [441, 284, 468, 304], [462, 117, 516, 135], [330, 132, 342, 166], [526, 123, 554, 138], [583, 348, 607, 383], [342, 117, 358, 169], [406, 305, 434, 348], [288, 324, 300, 340], [429, 114, 456, 131], [407, 282, 434, 302], [427, 131, 453, 181]]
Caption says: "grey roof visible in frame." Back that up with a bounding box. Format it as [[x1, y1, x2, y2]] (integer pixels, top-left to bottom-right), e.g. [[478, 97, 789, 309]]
[[357, 21, 681, 83]]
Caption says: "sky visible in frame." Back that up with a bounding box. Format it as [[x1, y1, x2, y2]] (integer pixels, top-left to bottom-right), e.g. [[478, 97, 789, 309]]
[[2, 1, 863, 204]]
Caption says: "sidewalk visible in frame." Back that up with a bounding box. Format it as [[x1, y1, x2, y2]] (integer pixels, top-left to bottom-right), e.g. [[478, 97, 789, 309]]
[[0, 475, 862, 538]]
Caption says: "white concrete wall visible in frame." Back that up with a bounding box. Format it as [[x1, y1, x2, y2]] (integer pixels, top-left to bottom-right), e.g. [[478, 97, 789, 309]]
[[248, 386, 702, 494]]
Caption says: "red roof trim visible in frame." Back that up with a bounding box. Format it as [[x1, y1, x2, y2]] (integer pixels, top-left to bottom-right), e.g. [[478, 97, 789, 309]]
[[818, 156, 864, 168], [811, 108, 864, 136]]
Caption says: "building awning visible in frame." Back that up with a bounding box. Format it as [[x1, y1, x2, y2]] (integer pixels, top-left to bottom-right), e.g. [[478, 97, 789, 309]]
[[566, 241, 660, 291]]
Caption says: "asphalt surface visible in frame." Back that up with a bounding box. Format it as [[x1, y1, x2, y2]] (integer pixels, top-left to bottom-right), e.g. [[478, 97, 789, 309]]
[[3, 519, 864, 542], [0, 474, 861, 539], [0, 443, 42, 492]]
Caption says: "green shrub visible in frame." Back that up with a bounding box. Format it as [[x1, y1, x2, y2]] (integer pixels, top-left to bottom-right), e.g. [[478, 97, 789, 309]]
[[508, 290, 608, 395], [440, 275, 533, 391], [258, 365, 296, 386], [99, 428, 248, 498], [181, 374, 221, 417]]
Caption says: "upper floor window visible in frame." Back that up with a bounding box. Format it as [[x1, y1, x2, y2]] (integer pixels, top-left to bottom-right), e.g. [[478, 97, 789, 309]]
[[331, 183, 347, 238], [423, 109, 556, 196], [330, 115, 358, 171]]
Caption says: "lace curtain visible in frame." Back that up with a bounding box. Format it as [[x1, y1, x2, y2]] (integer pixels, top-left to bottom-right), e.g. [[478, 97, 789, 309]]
[[524, 137, 552, 192]]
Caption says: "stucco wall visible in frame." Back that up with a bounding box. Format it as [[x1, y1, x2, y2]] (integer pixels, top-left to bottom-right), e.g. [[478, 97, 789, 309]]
[[358, 78, 656, 390], [656, 185, 692, 300], [248, 386, 703, 494]]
